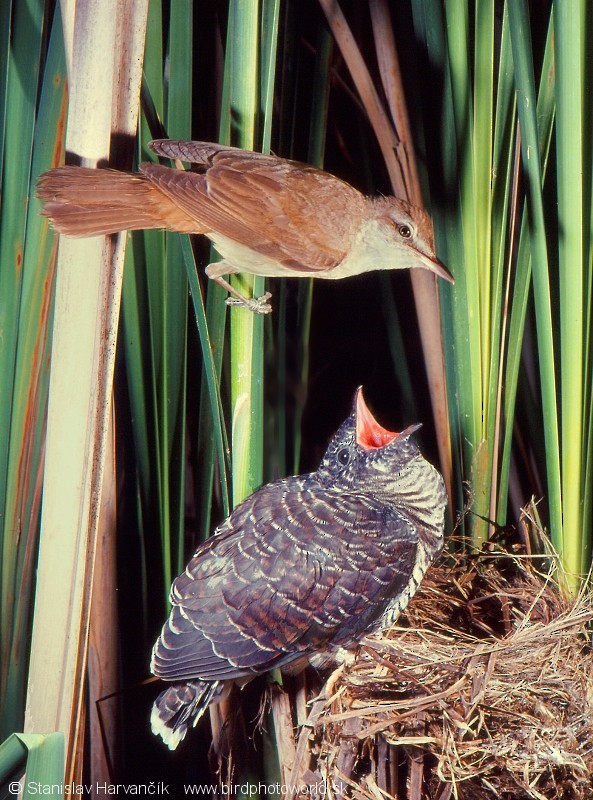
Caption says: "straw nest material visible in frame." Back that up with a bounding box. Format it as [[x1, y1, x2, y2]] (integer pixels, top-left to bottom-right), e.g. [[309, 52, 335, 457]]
[[298, 541, 593, 800]]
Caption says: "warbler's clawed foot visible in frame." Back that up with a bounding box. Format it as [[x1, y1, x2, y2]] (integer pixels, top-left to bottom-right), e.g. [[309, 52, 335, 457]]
[[225, 292, 273, 314]]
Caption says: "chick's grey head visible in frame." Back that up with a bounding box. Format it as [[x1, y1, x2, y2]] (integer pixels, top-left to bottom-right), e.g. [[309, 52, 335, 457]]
[[316, 388, 447, 557]]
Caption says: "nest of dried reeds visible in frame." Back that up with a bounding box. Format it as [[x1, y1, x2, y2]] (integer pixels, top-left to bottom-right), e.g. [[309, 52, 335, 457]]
[[293, 539, 593, 800]]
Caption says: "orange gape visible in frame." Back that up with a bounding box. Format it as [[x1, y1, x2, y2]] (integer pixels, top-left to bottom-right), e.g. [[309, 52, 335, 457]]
[[37, 139, 452, 313]]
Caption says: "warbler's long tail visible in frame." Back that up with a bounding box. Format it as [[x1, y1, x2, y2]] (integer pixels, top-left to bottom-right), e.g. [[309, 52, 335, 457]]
[[150, 680, 226, 751], [36, 165, 200, 237]]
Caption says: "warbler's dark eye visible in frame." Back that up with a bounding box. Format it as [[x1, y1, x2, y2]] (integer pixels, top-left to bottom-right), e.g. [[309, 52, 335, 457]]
[[399, 224, 412, 239], [337, 448, 351, 466]]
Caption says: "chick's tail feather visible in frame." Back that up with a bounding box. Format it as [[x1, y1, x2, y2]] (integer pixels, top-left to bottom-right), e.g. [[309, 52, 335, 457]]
[[150, 680, 226, 750]]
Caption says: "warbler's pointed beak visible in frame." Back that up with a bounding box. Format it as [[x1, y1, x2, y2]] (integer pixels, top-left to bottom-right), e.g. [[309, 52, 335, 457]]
[[422, 254, 454, 284]]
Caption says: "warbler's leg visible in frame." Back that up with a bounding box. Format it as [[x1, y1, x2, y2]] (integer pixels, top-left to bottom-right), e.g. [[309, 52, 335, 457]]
[[205, 262, 272, 314]]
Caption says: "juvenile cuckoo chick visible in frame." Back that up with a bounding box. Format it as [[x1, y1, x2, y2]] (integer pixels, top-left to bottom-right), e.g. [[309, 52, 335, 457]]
[[150, 388, 447, 749]]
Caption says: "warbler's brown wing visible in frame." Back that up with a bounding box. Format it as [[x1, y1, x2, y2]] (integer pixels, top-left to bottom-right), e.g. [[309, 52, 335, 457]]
[[151, 476, 418, 684], [144, 140, 368, 271], [149, 139, 255, 166]]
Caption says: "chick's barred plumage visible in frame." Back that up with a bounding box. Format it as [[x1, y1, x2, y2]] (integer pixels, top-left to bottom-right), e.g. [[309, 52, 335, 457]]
[[150, 389, 447, 749]]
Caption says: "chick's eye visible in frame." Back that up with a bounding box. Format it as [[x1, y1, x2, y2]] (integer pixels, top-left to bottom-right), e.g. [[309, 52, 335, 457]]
[[399, 224, 412, 239], [337, 448, 351, 466]]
